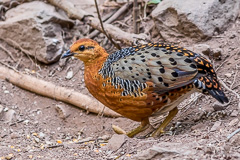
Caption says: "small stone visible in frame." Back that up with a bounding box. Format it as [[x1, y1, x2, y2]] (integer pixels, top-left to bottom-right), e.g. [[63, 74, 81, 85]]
[[99, 135, 111, 141], [212, 102, 227, 111], [210, 121, 222, 132], [0, 104, 4, 118], [24, 120, 29, 125], [5, 153, 14, 160], [107, 134, 126, 151], [39, 132, 45, 139], [4, 90, 10, 94], [230, 110, 239, 117], [225, 73, 232, 78], [229, 118, 239, 127], [3, 109, 15, 123], [3, 107, 9, 112], [10, 133, 19, 139], [193, 44, 211, 56], [66, 70, 73, 79], [45, 141, 52, 145], [55, 105, 70, 119], [191, 123, 205, 131], [34, 137, 40, 143]]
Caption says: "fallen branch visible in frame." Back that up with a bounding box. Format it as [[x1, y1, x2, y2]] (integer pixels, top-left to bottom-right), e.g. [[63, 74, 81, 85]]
[[88, 2, 132, 39], [94, 0, 121, 50], [47, 0, 149, 46], [0, 65, 120, 117]]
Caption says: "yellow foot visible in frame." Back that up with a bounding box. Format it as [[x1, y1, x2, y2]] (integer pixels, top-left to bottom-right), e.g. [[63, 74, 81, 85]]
[[151, 107, 178, 137], [112, 118, 150, 138], [112, 125, 127, 135]]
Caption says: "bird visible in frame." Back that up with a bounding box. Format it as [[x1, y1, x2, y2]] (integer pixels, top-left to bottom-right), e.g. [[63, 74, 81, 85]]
[[61, 38, 229, 137]]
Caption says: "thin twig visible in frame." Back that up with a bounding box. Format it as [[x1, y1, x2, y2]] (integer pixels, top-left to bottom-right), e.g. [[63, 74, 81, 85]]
[[227, 128, 240, 140], [0, 44, 17, 62], [1, 38, 35, 66], [230, 64, 238, 89], [0, 61, 19, 73], [94, 0, 121, 50], [180, 93, 202, 115], [89, 2, 132, 39], [75, 137, 94, 144], [133, 0, 139, 34], [47, 144, 64, 148], [215, 58, 228, 72], [219, 79, 240, 110]]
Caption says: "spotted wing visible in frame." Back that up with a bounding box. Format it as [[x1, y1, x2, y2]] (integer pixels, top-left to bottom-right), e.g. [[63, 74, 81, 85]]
[[111, 44, 202, 94]]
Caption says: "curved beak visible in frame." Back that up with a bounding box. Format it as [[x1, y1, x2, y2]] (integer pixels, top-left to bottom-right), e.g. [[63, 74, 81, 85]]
[[61, 50, 75, 59]]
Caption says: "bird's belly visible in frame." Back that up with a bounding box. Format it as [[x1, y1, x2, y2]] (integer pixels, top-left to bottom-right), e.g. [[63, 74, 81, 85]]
[[84, 72, 196, 122]]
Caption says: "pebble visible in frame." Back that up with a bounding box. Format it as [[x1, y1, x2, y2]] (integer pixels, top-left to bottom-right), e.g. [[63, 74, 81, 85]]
[[3, 109, 15, 123], [225, 73, 232, 78], [229, 118, 239, 127], [99, 135, 111, 141], [107, 134, 126, 151], [210, 121, 222, 132], [230, 110, 239, 117], [0, 104, 3, 116], [55, 105, 70, 119], [39, 132, 45, 139], [34, 137, 40, 143], [10, 133, 19, 139], [2, 86, 6, 90], [193, 44, 211, 56], [4, 90, 10, 94], [212, 48, 222, 58], [66, 70, 73, 79], [4, 107, 9, 112]]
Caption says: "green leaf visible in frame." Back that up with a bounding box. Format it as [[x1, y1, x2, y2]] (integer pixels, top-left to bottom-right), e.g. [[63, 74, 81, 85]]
[[147, 0, 161, 5]]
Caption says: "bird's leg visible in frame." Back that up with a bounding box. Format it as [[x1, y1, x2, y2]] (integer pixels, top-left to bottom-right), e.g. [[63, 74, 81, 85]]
[[151, 107, 178, 137], [112, 118, 150, 138], [127, 118, 150, 138]]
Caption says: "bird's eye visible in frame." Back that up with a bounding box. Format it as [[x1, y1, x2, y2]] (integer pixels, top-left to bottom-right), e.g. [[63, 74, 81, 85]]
[[79, 45, 85, 51]]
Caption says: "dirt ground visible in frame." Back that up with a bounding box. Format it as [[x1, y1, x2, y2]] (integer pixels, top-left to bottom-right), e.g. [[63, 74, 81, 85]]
[[1, 2, 240, 160]]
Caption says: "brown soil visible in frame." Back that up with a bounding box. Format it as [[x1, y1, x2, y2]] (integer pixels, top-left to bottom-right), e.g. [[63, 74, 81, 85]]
[[0, 3, 240, 160]]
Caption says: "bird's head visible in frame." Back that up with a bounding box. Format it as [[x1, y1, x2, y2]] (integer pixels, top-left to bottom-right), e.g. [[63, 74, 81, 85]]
[[61, 38, 108, 63]]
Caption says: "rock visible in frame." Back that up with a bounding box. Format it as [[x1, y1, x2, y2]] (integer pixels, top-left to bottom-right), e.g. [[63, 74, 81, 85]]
[[212, 48, 223, 59], [133, 142, 197, 160], [230, 110, 239, 117], [229, 118, 239, 127], [225, 73, 232, 78], [99, 135, 111, 141], [212, 102, 227, 111], [192, 44, 211, 56], [0, 1, 74, 64], [210, 121, 221, 132], [151, 0, 240, 42], [3, 109, 15, 123], [0, 104, 4, 118], [39, 132, 45, 139], [65, 70, 73, 80], [107, 134, 126, 151], [10, 133, 20, 139], [55, 104, 70, 119]]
